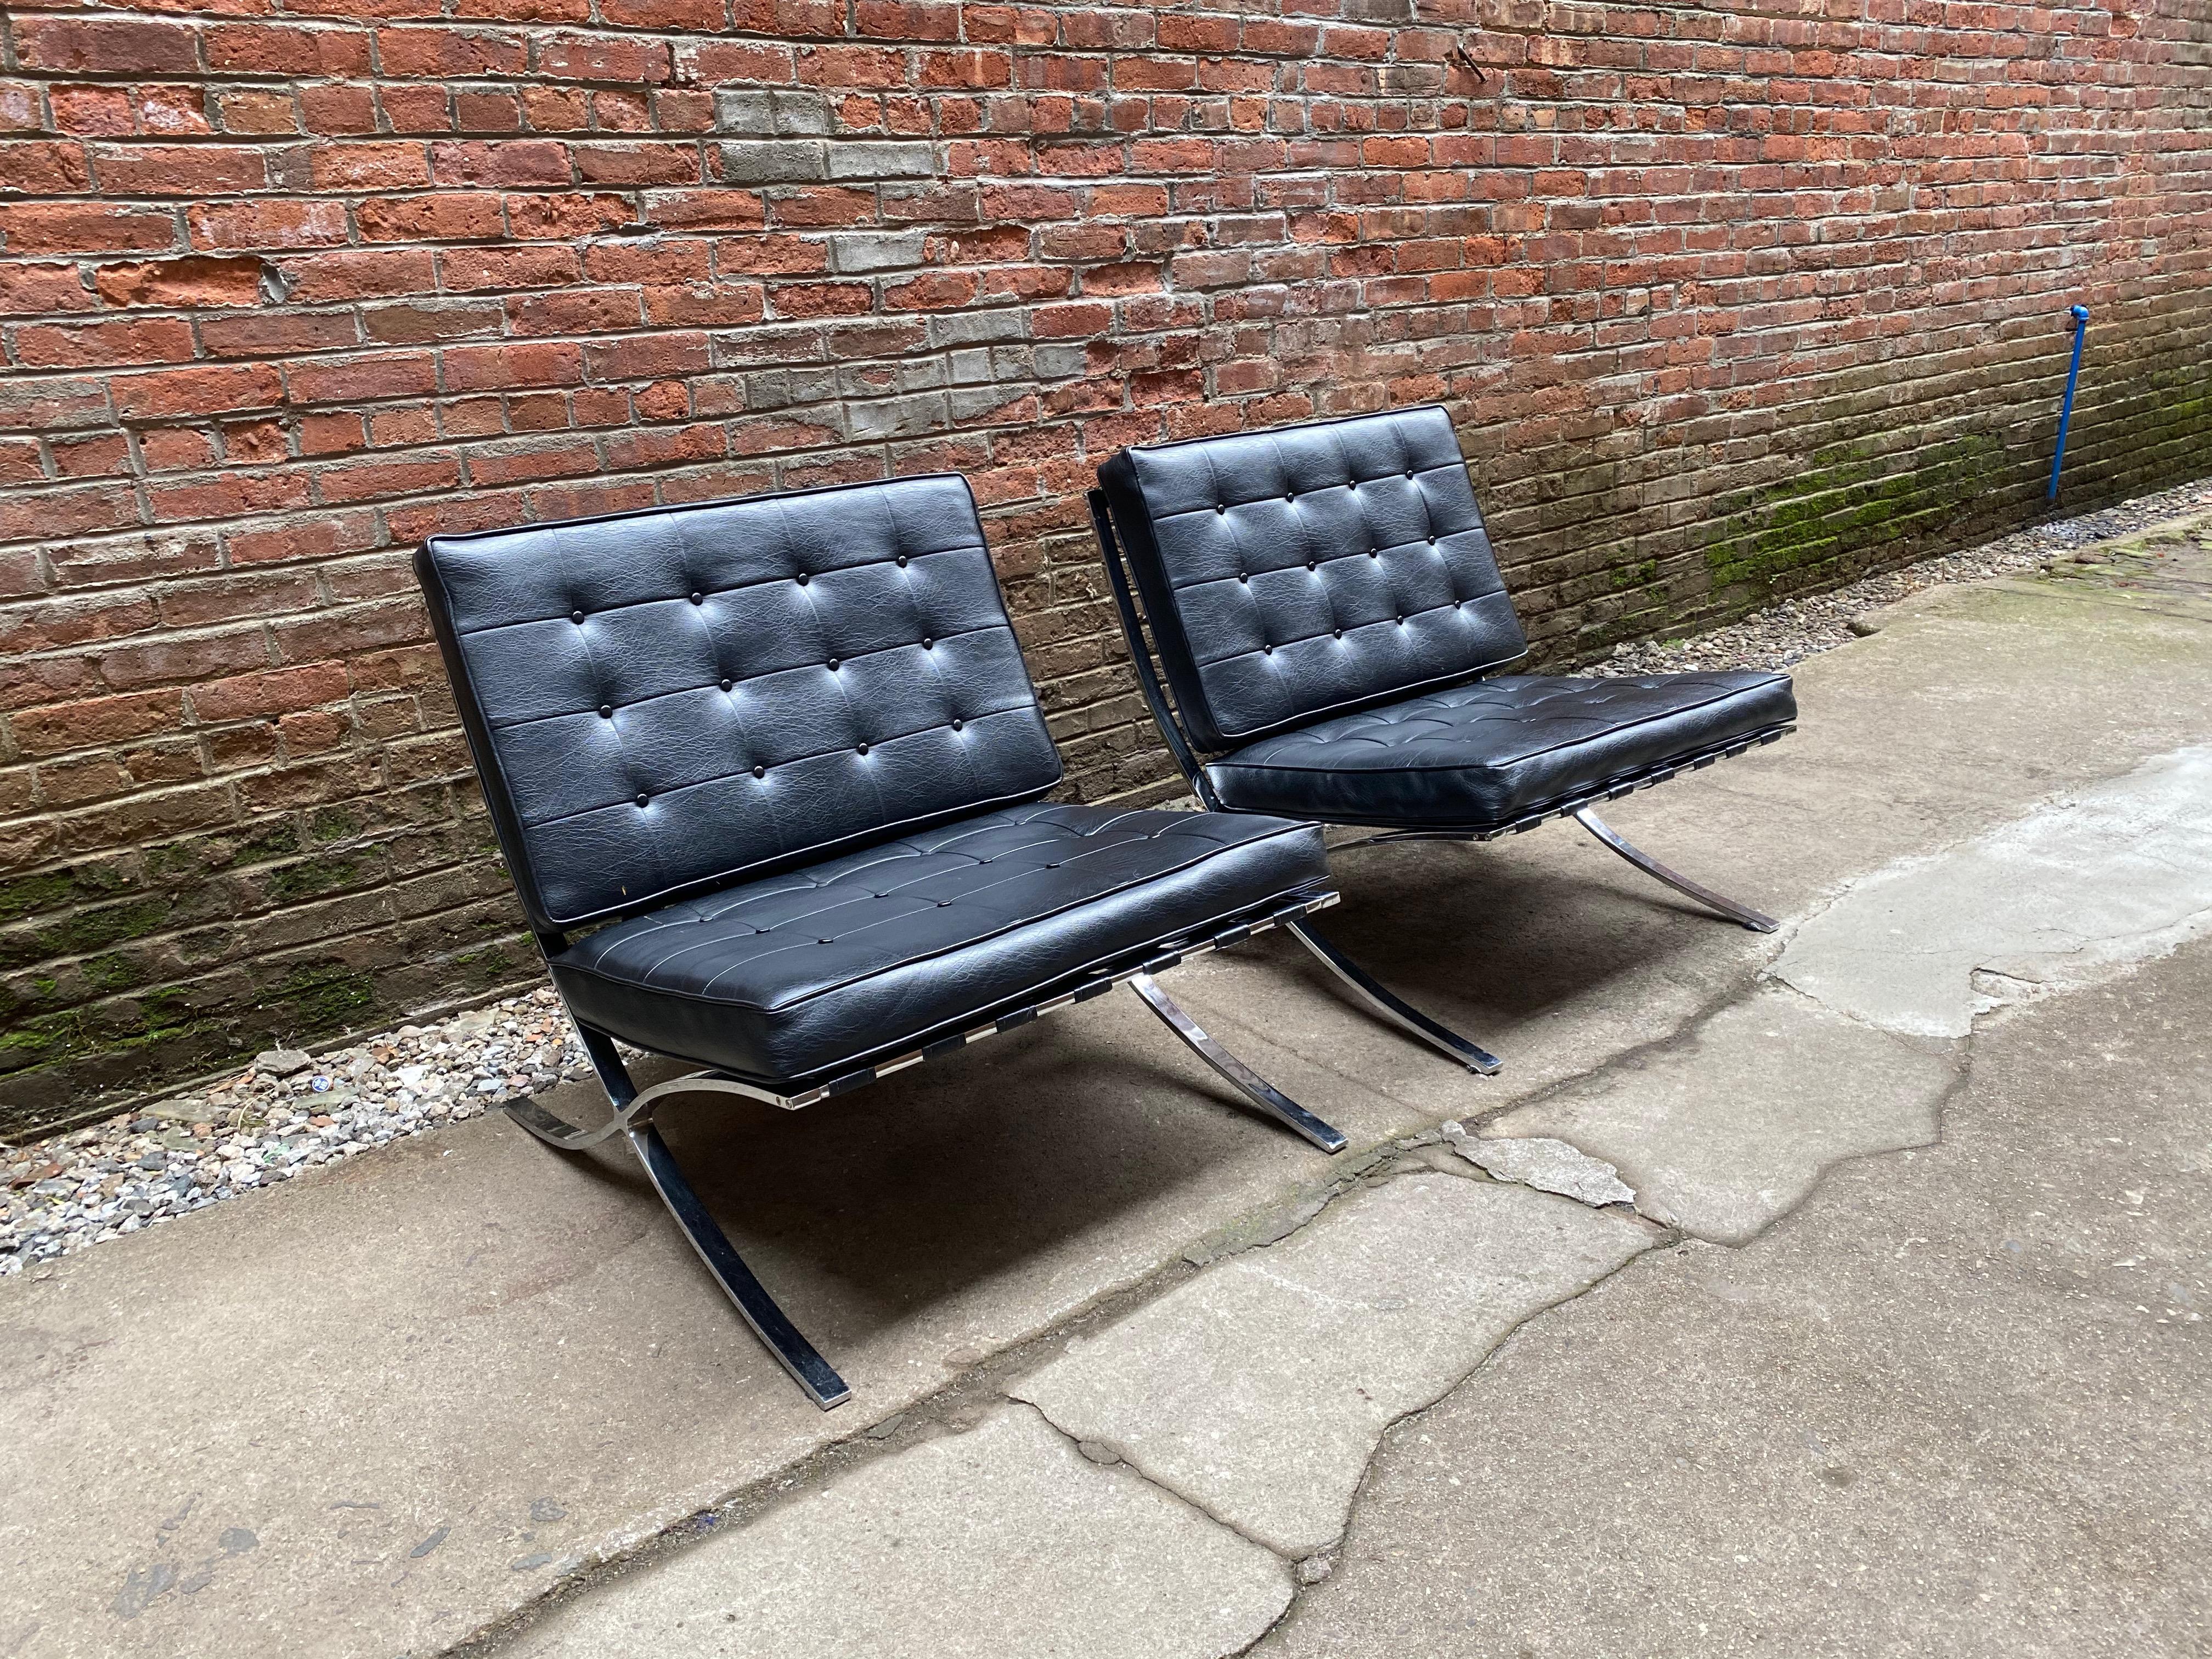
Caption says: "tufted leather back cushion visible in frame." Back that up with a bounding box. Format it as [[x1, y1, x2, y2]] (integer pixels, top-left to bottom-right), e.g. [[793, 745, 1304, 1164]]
[[1098, 405, 1527, 752], [417, 475, 1063, 932]]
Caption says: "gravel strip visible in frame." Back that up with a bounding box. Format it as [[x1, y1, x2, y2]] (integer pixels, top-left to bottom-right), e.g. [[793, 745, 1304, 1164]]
[[1, 989, 590, 1276], [1595, 475, 2212, 675], [4, 475, 2209, 1277]]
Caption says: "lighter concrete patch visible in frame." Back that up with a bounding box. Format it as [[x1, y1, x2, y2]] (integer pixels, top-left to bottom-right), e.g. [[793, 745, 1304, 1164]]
[[1775, 746, 2212, 1038], [1445, 1128, 1637, 1209], [504, 1407, 1289, 1659], [1483, 990, 1956, 1244], [1011, 1175, 1652, 1555]]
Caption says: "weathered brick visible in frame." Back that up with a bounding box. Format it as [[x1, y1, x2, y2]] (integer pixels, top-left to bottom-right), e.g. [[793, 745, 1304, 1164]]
[[14, 19, 200, 75], [0, 202, 178, 254], [10, 690, 187, 758], [92, 256, 266, 309], [186, 198, 349, 251]]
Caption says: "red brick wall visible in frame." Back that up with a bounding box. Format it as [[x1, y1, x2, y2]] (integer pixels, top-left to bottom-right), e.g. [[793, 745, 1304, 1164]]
[[2, 0, 2208, 1135]]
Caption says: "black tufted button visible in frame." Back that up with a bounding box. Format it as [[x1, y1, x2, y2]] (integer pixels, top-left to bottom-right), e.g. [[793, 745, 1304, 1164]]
[[1237, 572, 1249, 584], [634, 793, 649, 808], [1263, 645, 1274, 655], [1332, 628, 1344, 639], [1285, 491, 1295, 502], [1395, 614, 1404, 625], [752, 764, 765, 778], [1306, 560, 1317, 571], [1215, 504, 1226, 515], [598, 704, 613, 719], [896, 554, 909, 567], [856, 742, 869, 755], [826, 658, 839, 671], [1405, 468, 1415, 478], [687, 591, 701, 605], [1428, 537, 1438, 546], [719, 677, 733, 691], [922, 637, 934, 650], [795, 571, 809, 585], [1368, 549, 1380, 559], [950, 718, 964, 730], [571, 610, 585, 625]]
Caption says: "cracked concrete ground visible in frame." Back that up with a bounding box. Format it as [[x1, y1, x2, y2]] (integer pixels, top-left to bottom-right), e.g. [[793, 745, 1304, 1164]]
[[2, 537, 2209, 1659]]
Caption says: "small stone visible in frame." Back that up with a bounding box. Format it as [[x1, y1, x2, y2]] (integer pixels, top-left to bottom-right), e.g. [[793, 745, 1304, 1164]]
[[1297, 1551, 1336, 1585], [1847, 614, 1883, 636], [255, 1048, 313, 1077], [865, 1414, 905, 1441], [1455, 1136, 1638, 1210]]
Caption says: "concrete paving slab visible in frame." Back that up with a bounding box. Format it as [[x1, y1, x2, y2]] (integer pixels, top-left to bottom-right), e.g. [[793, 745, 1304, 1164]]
[[1483, 988, 1956, 1243], [1775, 744, 2212, 1037], [500, 1406, 1291, 1659], [1013, 1174, 1653, 1555], [1256, 936, 2212, 1659]]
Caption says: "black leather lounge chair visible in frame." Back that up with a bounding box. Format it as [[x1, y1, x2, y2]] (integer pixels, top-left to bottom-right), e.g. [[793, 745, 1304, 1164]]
[[1089, 404, 1797, 1075], [416, 475, 1347, 1408]]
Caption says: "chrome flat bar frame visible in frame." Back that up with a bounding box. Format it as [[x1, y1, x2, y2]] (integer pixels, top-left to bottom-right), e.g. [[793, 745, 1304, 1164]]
[[1573, 806, 1778, 932], [1284, 917, 1503, 1074], [627, 1120, 852, 1408], [1129, 972, 1347, 1153]]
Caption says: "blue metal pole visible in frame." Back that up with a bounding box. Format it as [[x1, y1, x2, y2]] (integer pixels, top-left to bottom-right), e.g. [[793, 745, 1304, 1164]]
[[2047, 304, 2089, 501]]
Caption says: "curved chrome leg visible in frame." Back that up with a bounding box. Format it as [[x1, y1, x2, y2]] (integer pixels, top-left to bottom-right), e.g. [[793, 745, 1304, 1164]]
[[508, 1022, 849, 1410], [1572, 806, 1778, 932], [627, 1122, 851, 1410], [503, 1091, 649, 1150], [1129, 972, 1347, 1154], [504, 1070, 799, 1150], [1284, 918, 1504, 1075]]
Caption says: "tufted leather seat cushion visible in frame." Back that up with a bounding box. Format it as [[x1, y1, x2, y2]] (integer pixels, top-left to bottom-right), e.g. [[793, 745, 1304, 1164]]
[[417, 475, 1064, 932], [548, 803, 1328, 1086], [1204, 673, 1798, 831], [1098, 405, 1528, 752]]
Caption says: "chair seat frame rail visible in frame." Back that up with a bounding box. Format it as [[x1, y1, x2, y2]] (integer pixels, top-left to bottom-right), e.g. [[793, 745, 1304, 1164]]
[[1086, 488, 1792, 1080], [502, 887, 1346, 1409]]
